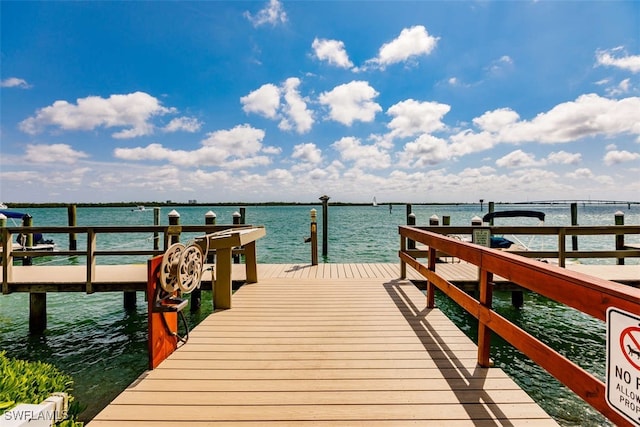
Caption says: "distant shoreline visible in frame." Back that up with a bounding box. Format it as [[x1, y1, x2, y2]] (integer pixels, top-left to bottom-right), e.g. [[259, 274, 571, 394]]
[[3, 200, 638, 209]]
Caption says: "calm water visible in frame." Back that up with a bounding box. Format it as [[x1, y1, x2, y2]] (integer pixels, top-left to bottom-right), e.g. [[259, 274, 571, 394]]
[[0, 203, 638, 424]]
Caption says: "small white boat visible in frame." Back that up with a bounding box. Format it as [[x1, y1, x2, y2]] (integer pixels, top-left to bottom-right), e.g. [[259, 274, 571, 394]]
[[0, 209, 57, 254], [372, 197, 378, 207], [131, 205, 147, 212]]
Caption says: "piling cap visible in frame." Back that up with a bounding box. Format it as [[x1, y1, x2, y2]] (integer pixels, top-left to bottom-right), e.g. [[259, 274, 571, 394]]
[[233, 211, 241, 217], [205, 210, 217, 218], [408, 213, 416, 218], [168, 209, 180, 217], [430, 214, 439, 220], [471, 215, 482, 225], [615, 210, 624, 216]]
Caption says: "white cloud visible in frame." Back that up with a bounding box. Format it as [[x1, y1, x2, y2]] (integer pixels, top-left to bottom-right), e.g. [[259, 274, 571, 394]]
[[603, 150, 640, 166], [566, 168, 594, 179], [386, 99, 450, 138], [472, 108, 520, 133], [312, 38, 353, 69], [605, 78, 632, 97], [318, 80, 381, 125], [546, 151, 581, 165], [114, 124, 271, 169], [24, 144, 89, 164], [240, 83, 281, 118], [244, 0, 287, 27], [1, 77, 31, 89], [292, 143, 322, 164], [331, 136, 391, 169], [397, 134, 450, 167], [495, 150, 543, 169], [19, 92, 175, 139], [163, 116, 202, 133], [454, 95, 640, 152], [596, 47, 640, 73], [279, 78, 314, 133], [364, 25, 439, 70]]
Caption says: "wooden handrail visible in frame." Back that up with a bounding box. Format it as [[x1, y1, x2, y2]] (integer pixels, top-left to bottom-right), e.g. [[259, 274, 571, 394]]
[[399, 225, 640, 427], [1, 224, 256, 294]]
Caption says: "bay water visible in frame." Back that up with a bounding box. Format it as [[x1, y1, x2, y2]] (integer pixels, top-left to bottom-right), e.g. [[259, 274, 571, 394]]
[[0, 203, 638, 425]]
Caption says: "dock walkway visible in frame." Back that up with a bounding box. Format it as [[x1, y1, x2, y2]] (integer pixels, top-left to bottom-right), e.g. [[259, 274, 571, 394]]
[[87, 274, 558, 426]]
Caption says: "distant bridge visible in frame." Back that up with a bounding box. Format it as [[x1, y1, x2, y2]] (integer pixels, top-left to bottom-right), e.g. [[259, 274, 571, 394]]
[[513, 199, 639, 206]]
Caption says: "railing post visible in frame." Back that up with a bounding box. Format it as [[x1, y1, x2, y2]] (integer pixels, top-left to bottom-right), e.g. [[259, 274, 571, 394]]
[[615, 211, 625, 265], [426, 246, 436, 308], [477, 268, 494, 367], [407, 213, 416, 250], [399, 229, 406, 279], [310, 209, 318, 266]]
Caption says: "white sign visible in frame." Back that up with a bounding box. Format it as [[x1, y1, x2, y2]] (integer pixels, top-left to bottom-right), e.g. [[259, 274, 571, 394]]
[[607, 307, 640, 426], [472, 228, 491, 247]]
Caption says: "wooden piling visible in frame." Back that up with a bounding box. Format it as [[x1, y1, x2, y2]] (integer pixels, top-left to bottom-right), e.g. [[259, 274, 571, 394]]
[[153, 207, 161, 251], [22, 214, 33, 266], [310, 209, 318, 266], [571, 202, 578, 250], [407, 213, 416, 250], [232, 212, 241, 263], [319, 195, 330, 258], [29, 292, 46, 334], [615, 211, 625, 265], [488, 202, 495, 225], [67, 204, 77, 251]]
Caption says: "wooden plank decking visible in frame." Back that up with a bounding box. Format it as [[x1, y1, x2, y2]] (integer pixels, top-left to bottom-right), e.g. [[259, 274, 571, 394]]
[[3, 261, 638, 292], [87, 276, 558, 426]]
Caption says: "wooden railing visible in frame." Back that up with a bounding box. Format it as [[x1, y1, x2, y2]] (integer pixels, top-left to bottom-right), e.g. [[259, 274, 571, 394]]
[[1, 224, 252, 293], [399, 225, 640, 427], [412, 225, 640, 266]]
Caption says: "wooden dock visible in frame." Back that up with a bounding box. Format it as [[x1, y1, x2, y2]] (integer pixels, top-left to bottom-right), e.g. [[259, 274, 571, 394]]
[[87, 275, 558, 426], [3, 261, 638, 293]]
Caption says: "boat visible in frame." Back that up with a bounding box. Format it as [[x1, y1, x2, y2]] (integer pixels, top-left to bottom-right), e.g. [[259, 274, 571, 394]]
[[131, 205, 147, 212], [481, 210, 545, 250], [372, 197, 378, 207], [0, 209, 56, 252], [0, 202, 7, 209]]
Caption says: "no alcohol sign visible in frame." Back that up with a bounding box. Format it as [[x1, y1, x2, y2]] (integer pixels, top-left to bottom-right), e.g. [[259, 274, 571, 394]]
[[607, 307, 640, 426]]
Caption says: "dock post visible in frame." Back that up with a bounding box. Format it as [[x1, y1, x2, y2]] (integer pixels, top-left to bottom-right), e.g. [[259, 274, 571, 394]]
[[21, 214, 33, 266], [239, 207, 246, 225], [570, 202, 578, 251], [168, 210, 180, 245], [153, 207, 161, 251], [429, 215, 439, 226], [442, 215, 450, 226], [29, 293, 46, 334], [67, 204, 77, 251], [615, 211, 625, 265], [124, 207, 139, 310], [488, 202, 495, 225], [205, 211, 217, 263], [232, 212, 241, 263], [407, 213, 416, 250], [310, 209, 318, 265], [319, 195, 330, 258]]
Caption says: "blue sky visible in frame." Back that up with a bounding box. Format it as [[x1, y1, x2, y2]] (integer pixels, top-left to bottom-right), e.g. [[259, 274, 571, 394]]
[[1, 0, 639, 204]]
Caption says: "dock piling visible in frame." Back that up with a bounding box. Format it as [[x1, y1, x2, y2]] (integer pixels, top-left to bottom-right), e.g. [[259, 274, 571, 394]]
[[615, 211, 625, 265], [571, 203, 578, 250], [67, 204, 77, 251], [310, 209, 318, 266], [319, 195, 330, 258], [29, 292, 46, 334]]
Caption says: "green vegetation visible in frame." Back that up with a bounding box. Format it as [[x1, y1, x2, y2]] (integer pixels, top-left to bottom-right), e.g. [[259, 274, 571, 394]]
[[0, 351, 83, 426]]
